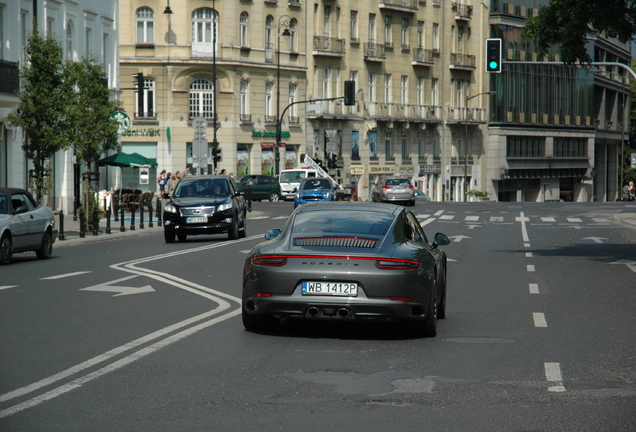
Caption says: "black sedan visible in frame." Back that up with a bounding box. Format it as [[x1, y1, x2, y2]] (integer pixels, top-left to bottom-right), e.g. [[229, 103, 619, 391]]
[[162, 175, 247, 243], [242, 202, 450, 337], [0, 188, 57, 264]]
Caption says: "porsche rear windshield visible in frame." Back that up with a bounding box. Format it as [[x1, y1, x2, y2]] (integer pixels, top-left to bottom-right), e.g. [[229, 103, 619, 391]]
[[292, 211, 394, 236]]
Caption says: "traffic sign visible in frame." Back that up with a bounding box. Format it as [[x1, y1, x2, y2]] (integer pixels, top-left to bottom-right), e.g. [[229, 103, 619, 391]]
[[192, 116, 208, 131]]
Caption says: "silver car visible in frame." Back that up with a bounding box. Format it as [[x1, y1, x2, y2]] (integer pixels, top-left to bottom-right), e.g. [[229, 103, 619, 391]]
[[242, 202, 450, 337], [372, 176, 416, 206], [0, 188, 57, 264]]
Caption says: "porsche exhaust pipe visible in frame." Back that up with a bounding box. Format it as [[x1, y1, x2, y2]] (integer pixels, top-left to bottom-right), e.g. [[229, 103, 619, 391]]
[[337, 308, 350, 318], [307, 307, 320, 317]]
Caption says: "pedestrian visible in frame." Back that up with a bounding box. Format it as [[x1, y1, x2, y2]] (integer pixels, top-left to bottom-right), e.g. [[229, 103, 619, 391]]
[[157, 169, 167, 196], [623, 182, 630, 200], [629, 181, 635, 201], [165, 171, 179, 198], [220, 169, 227, 175]]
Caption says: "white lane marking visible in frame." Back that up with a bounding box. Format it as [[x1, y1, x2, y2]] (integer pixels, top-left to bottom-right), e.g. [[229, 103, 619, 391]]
[[41, 271, 92, 280], [524, 243, 531, 248], [533, 313, 548, 327], [541, 217, 556, 222], [490, 216, 504, 222], [465, 216, 479, 222], [582, 237, 606, 244], [79, 275, 155, 297], [567, 218, 582, 223], [544, 362, 566, 392], [440, 215, 454, 220], [434, 210, 444, 216], [0, 234, 262, 416], [0, 286, 18, 291], [526, 252, 533, 258], [529, 283, 540, 294], [516, 212, 530, 243], [273, 216, 289, 219], [419, 218, 436, 227], [415, 214, 431, 219], [593, 218, 609, 223], [609, 260, 636, 272], [527, 265, 535, 272], [249, 216, 269, 220]]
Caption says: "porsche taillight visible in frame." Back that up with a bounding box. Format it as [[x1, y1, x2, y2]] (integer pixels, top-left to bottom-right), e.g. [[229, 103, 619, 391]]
[[375, 259, 421, 270], [251, 255, 288, 266]]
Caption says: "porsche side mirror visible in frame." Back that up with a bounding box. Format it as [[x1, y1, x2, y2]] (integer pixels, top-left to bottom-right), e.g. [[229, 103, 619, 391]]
[[264, 228, 281, 240], [432, 232, 450, 248]]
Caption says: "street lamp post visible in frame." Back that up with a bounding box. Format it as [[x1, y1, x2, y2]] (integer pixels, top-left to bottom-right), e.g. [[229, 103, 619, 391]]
[[275, 15, 292, 177], [211, 0, 219, 174], [464, 91, 495, 201]]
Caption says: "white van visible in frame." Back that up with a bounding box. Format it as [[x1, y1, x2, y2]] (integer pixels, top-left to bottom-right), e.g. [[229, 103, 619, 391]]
[[279, 168, 318, 200]]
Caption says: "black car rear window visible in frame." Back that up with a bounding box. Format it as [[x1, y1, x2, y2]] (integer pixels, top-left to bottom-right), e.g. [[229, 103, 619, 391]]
[[292, 211, 394, 236]]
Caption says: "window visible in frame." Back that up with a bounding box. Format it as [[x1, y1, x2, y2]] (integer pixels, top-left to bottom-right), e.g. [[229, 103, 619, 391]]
[[240, 81, 249, 120], [288, 84, 297, 121], [66, 20, 75, 61], [368, 73, 376, 102], [418, 135, 425, 157], [322, 68, 331, 99], [368, 14, 376, 42], [432, 23, 439, 51], [265, 82, 273, 120], [506, 136, 546, 158], [85, 27, 92, 57], [431, 78, 438, 105], [0, 5, 4, 59], [384, 15, 392, 46], [417, 21, 424, 48], [401, 18, 408, 48], [137, 78, 156, 118], [432, 136, 439, 158], [192, 8, 217, 57], [289, 19, 298, 52], [401, 76, 408, 106], [189, 79, 215, 119], [417, 77, 424, 109], [240, 12, 249, 47], [323, 5, 331, 37], [136, 7, 154, 44], [46, 16, 54, 36], [554, 138, 587, 157], [265, 15, 273, 62], [350, 10, 358, 42], [384, 74, 392, 105], [385, 131, 392, 159]]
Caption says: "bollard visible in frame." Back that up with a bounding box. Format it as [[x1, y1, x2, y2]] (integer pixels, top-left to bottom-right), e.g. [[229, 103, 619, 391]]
[[156, 197, 162, 226], [140, 205, 145, 229], [105, 207, 111, 234], [92, 208, 99, 236], [247, 185, 252, 212], [120, 206, 125, 232], [79, 211, 86, 238], [58, 210, 66, 240], [114, 198, 119, 222], [148, 202, 154, 228], [130, 206, 136, 231]]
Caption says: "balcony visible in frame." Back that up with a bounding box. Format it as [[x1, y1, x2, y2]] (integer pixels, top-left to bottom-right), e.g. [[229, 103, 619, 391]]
[[313, 36, 346, 57], [264, 115, 277, 124], [452, 2, 473, 20], [364, 43, 386, 62], [449, 53, 475, 70], [412, 48, 434, 66], [288, 0, 301, 7], [447, 106, 486, 122], [0, 60, 20, 96], [379, 0, 418, 13], [240, 114, 253, 123]]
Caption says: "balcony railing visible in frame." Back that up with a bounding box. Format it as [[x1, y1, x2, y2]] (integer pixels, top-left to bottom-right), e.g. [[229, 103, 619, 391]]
[[452, 2, 473, 20], [379, 0, 419, 12], [288, 116, 300, 124], [313, 36, 346, 56], [264, 115, 277, 124], [364, 43, 386, 61], [240, 114, 252, 122], [412, 47, 434, 65], [449, 53, 475, 69], [0, 60, 20, 95]]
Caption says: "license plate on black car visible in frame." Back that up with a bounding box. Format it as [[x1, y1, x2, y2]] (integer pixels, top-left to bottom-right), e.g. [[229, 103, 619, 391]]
[[301, 281, 358, 296], [186, 217, 207, 224]]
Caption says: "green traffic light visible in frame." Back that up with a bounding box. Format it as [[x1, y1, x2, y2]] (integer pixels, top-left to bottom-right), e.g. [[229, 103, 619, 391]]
[[489, 61, 499, 70]]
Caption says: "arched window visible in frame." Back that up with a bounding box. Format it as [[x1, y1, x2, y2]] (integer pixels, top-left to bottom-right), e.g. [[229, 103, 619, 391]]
[[289, 19, 298, 52], [189, 79, 215, 119], [240, 12, 249, 47], [192, 8, 218, 57], [136, 7, 154, 44], [66, 20, 75, 60], [265, 15, 273, 62]]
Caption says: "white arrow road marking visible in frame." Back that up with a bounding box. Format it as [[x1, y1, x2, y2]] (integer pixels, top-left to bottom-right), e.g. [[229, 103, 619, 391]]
[[80, 275, 155, 297], [582, 237, 607, 244], [0, 235, 262, 419], [545, 362, 566, 392], [609, 259, 636, 272], [450, 235, 472, 243], [516, 212, 530, 243], [0, 286, 18, 291], [467, 224, 481, 229], [41, 271, 92, 280]]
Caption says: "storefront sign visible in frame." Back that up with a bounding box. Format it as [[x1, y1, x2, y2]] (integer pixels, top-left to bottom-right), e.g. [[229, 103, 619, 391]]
[[252, 130, 291, 138], [122, 128, 161, 137], [349, 165, 418, 176], [261, 142, 286, 148], [420, 165, 442, 174]]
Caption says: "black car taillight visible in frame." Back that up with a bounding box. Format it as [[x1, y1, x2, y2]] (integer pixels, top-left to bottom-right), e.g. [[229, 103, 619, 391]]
[[252, 255, 288, 266]]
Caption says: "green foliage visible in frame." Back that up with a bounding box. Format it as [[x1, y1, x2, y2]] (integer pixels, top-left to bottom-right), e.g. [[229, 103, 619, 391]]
[[7, 29, 73, 202], [65, 58, 121, 166], [522, 0, 636, 64], [467, 190, 489, 199]]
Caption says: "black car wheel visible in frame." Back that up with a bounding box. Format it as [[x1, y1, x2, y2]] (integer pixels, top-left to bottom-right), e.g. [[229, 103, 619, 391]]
[[0, 234, 12, 265], [242, 303, 280, 332], [268, 192, 279, 202], [424, 288, 438, 337], [177, 233, 187, 242], [438, 268, 447, 320], [164, 228, 175, 243], [35, 230, 53, 260]]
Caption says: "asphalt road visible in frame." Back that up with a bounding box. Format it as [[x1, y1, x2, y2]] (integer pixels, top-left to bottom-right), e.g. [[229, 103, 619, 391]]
[[1, 201, 635, 431]]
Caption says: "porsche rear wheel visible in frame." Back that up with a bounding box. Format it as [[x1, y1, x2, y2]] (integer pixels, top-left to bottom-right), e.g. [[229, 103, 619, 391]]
[[242, 304, 280, 332]]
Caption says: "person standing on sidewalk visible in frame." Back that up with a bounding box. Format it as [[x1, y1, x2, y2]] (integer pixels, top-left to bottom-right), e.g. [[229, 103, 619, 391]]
[[165, 172, 179, 198]]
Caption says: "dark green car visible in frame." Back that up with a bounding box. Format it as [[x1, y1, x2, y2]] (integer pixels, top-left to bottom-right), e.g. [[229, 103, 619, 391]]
[[237, 175, 281, 202]]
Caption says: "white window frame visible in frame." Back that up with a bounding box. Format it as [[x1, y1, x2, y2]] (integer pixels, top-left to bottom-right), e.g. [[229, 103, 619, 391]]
[[192, 8, 217, 57], [240, 80, 249, 119], [401, 76, 408, 106], [189, 78, 215, 118], [136, 7, 154, 44], [240, 12, 249, 47], [265, 82, 273, 119], [350, 10, 358, 42]]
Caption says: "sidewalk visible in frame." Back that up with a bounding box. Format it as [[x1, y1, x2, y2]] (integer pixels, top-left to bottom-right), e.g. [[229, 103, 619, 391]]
[[52, 208, 267, 247]]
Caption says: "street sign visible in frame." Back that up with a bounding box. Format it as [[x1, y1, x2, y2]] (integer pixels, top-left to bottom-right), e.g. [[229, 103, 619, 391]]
[[192, 116, 207, 131]]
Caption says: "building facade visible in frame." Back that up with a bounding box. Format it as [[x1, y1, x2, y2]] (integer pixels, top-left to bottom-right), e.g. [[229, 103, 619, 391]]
[[0, 0, 119, 212]]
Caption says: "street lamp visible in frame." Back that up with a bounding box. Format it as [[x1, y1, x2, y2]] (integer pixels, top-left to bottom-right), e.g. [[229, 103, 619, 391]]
[[275, 15, 292, 176], [211, 0, 219, 174], [464, 91, 495, 201]]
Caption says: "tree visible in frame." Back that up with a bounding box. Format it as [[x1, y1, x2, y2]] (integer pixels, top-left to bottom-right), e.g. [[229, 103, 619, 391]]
[[7, 28, 73, 203], [65, 58, 120, 169], [522, 0, 636, 64]]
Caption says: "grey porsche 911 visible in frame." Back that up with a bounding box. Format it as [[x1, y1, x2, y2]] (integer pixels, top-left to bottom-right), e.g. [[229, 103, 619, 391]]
[[242, 202, 450, 337]]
